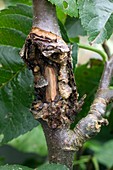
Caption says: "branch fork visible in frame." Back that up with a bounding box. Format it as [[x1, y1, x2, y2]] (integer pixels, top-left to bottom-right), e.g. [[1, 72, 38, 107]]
[[20, 0, 113, 169]]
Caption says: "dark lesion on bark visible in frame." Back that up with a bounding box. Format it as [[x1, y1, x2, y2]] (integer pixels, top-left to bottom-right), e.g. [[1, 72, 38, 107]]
[[20, 27, 81, 129], [19, 0, 113, 169]]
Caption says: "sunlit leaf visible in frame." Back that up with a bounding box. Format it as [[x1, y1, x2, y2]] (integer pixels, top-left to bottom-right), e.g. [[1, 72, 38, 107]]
[[48, 0, 78, 17], [78, 0, 113, 43]]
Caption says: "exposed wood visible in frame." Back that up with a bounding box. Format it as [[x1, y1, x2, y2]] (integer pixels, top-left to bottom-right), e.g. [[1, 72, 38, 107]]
[[31, 27, 61, 40], [45, 66, 57, 102], [20, 0, 113, 169]]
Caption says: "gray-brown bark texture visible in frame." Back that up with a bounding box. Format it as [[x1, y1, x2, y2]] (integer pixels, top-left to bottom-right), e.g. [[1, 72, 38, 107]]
[[20, 0, 113, 169]]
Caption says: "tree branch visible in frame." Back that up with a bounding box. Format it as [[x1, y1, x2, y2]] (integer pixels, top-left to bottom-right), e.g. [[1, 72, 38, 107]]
[[20, 0, 78, 169], [60, 55, 113, 152], [102, 41, 111, 59], [20, 0, 113, 169], [99, 55, 113, 89], [32, 0, 61, 36], [39, 119, 74, 168], [78, 43, 108, 62]]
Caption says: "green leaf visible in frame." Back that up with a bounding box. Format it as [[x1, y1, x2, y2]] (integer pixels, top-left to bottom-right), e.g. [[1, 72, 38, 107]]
[[92, 157, 99, 170], [58, 20, 69, 43], [73, 155, 90, 165], [38, 163, 69, 170], [0, 164, 33, 170], [4, 0, 32, 6], [0, 4, 32, 18], [78, 0, 113, 43], [9, 125, 47, 156], [0, 28, 26, 48], [65, 17, 86, 39], [0, 46, 37, 143], [72, 43, 78, 70], [0, 3, 37, 143], [95, 140, 113, 168], [0, 14, 32, 35], [84, 140, 102, 153], [94, 125, 113, 142], [56, 7, 67, 24], [0, 4, 33, 48], [48, 0, 78, 17]]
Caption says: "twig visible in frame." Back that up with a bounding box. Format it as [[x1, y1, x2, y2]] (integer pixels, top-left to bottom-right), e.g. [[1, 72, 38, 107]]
[[60, 55, 113, 152], [78, 43, 108, 62], [20, 0, 76, 169], [99, 55, 113, 89], [102, 41, 111, 59], [20, 0, 113, 169]]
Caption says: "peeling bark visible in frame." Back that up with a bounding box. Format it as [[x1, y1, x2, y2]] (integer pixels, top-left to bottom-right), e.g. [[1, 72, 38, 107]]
[[20, 0, 113, 169], [20, 0, 79, 169]]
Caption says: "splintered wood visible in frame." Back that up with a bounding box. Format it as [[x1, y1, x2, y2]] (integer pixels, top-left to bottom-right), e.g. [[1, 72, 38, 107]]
[[45, 66, 57, 102], [20, 27, 80, 128]]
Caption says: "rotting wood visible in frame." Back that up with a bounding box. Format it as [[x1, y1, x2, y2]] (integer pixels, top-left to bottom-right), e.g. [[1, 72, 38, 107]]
[[45, 66, 57, 102], [20, 1, 113, 169], [20, 27, 80, 129]]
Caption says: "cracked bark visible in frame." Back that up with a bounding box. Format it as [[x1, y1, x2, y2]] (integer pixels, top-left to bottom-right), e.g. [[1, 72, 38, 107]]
[[20, 0, 113, 169]]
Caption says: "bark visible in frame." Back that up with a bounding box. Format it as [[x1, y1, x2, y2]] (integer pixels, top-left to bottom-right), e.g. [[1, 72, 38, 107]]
[[39, 119, 74, 168], [20, 0, 113, 169], [20, 0, 77, 169], [32, 0, 60, 36], [102, 41, 111, 59]]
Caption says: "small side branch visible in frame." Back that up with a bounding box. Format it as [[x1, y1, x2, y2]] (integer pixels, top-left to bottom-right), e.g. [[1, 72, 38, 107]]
[[102, 41, 111, 59], [20, 0, 113, 169], [78, 43, 108, 62], [61, 55, 113, 151], [99, 55, 113, 89], [21, 0, 79, 169]]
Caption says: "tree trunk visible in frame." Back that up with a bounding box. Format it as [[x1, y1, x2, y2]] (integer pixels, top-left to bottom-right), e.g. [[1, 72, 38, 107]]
[[20, 0, 113, 169], [20, 0, 78, 169], [40, 119, 74, 169]]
